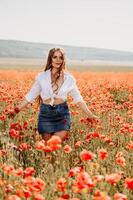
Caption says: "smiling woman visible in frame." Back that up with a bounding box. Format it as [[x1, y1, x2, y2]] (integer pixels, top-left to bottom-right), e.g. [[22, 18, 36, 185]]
[[10, 47, 99, 142]]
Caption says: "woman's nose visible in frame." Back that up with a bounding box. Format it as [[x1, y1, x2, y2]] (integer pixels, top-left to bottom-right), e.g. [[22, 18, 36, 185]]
[[56, 58, 60, 62]]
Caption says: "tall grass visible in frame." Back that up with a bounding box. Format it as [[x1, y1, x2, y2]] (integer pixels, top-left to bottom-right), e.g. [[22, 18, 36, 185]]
[[0, 69, 133, 200]]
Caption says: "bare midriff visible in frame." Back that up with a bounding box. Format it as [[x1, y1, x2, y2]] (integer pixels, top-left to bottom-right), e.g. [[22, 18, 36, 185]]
[[42, 97, 66, 105]]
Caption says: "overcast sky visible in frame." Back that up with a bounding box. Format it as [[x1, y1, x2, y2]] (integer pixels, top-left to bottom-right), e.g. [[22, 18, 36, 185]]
[[0, 0, 133, 52]]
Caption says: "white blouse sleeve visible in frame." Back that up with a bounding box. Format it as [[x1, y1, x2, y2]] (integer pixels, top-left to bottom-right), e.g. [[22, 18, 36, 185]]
[[69, 76, 84, 103], [25, 74, 41, 103]]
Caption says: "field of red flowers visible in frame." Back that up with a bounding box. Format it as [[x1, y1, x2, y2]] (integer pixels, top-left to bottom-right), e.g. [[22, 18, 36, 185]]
[[0, 70, 133, 200]]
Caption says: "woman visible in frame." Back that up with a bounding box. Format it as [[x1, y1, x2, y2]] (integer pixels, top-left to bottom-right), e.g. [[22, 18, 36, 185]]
[[11, 48, 98, 141]]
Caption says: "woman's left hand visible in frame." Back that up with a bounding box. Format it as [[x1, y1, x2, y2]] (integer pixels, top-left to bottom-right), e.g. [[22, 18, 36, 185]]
[[87, 114, 100, 122]]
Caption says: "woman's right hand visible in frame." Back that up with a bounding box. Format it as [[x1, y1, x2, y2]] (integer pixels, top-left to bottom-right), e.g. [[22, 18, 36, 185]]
[[7, 107, 20, 119]]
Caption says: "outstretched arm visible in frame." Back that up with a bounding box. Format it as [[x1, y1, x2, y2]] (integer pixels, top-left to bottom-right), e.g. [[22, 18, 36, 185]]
[[69, 76, 98, 120], [10, 74, 41, 118], [77, 101, 98, 119], [8, 73, 41, 118], [15, 98, 29, 111], [7, 98, 30, 118], [17, 73, 41, 111]]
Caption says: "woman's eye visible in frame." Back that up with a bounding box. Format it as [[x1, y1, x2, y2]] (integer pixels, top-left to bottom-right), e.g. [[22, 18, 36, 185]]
[[53, 56, 57, 59], [52, 56, 63, 59]]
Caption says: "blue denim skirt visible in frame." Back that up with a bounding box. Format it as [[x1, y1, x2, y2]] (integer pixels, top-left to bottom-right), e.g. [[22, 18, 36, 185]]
[[37, 101, 71, 134]]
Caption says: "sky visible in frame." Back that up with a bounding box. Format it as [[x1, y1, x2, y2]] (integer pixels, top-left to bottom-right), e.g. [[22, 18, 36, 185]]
[[0, 0, 133, 52]]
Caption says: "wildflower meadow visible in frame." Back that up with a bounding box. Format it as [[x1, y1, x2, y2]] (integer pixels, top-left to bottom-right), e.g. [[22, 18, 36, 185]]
[[0, 69, 133, 200]]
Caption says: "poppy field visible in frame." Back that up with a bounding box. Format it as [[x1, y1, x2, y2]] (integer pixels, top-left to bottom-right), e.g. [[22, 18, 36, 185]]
[[0, 69, 133, 200]]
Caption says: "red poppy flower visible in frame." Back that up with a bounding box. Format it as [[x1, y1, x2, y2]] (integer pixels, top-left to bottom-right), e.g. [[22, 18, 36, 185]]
[[125, 178, 133, 190], [80, 150, 96, 161], [47, 135, 62, 151], [98, 149, 108, 160], [64, 145, 72, 153], [56, 177, 67, 192]]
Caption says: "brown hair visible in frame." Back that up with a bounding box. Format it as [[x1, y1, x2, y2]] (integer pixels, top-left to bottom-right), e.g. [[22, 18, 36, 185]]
[[35, 47, 67, 108]]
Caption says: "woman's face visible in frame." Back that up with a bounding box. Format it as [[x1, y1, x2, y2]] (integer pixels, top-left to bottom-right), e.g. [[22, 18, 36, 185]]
[[51, 51, 63, 69]]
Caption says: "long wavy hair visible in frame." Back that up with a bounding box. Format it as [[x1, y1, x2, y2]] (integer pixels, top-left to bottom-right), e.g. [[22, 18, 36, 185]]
[[35, 47, 67, 108]]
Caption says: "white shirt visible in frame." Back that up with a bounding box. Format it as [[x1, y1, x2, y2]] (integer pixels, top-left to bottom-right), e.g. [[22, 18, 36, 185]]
[[25, 69, 84, 105]]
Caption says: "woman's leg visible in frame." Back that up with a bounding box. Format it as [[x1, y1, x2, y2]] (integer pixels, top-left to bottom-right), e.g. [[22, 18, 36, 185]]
[[41, 133, 52, 142], [41, 130, 69, 142], [54, 130, 69, 141]]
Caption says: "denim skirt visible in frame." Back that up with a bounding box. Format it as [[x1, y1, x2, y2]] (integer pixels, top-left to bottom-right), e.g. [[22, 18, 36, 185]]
[[37, 101, 71, 134]]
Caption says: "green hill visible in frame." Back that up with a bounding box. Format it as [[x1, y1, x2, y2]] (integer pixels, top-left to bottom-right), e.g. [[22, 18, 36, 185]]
[[1, 39, 133, 62]]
